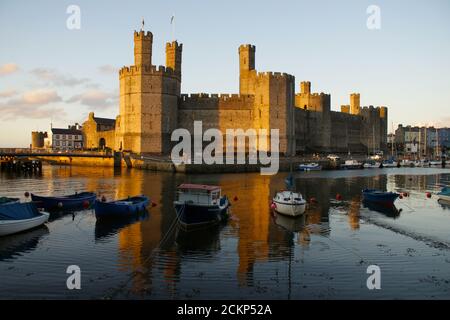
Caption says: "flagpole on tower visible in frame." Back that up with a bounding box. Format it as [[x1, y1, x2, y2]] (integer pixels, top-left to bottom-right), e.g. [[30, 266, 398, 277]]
[[141, 17, 145, 31], [171, 14, 175, 41]]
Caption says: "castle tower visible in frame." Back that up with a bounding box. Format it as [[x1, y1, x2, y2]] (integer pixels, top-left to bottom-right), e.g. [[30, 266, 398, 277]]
[[116, 29, 181, 155], [134, 31, 153, 67], [350, 93, 360, 115], [300, 81, 311, 94], [166, 41, 182, 76], [239, 44, 256, 95]]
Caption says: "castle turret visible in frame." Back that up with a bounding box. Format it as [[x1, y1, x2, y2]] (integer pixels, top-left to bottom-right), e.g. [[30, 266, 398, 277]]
[[239, 44, 256, 95], [300, 81, 311, 94], [134, 31, 153, 67], [166, 41, 182, 76], [350, 93, 360, 115]]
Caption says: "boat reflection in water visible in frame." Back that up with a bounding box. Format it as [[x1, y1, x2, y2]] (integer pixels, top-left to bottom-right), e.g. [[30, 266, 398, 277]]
[[362, 200, 401, 219], [271, 212, 306, 233], [0, 225, 49, 261], [174, 223, 223, 254], [437, 199, 450, 210], [95, 211, 149, 241]]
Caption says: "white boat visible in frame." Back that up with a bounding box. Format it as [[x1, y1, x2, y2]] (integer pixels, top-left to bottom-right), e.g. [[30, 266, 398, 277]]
[[430, 160, 442, 167], [382, 160, 398, 168], [299, 163, 322, 171], [363, 161, 381, 169], [400, 159, 414, 167], [0, 203, 50, 237], [272, 191, 306, 217], [341, 159, 363, 170]]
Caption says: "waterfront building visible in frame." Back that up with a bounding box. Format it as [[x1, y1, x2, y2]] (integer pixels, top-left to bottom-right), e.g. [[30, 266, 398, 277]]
[[51, 124, 83, 151], [83, 28, 388, 156]]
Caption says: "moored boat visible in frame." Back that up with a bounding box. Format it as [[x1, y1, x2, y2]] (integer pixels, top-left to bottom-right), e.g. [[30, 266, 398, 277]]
[[272, 190, 306, 217], [174, 184, 230, 229], [341, 159, 363, 170], [437, 187, 450, 202], [363, 161, 381, 169], [94, 195, 149, 219], [31, 192, 96, 211], [382, 159, 398, 168], [0, 197, 20, 205], [362, 189, 400, 205], [0, 202, 49, 236], [298, 163, 322, 171]]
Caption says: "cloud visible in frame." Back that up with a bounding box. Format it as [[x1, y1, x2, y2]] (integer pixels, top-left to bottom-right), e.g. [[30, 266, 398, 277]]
[[0, 63, 19, 76], [98, 65, 118, 75], [0, 89, 65, 120], [66, 89, 118, 109], [30, 68, 90, 86], [0, 89, 18, 98]]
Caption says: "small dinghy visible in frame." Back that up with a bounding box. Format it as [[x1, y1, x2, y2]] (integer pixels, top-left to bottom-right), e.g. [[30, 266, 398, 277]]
[[362, 189, 399, 205], [0, 202, 49, 236], [31, 192, 96, 211], [272, 191, 306, 217], [298, 163, 322, 171], [94, 195, 149, 220], [174, 184, 230, 229], [437, 187, 450, 202]]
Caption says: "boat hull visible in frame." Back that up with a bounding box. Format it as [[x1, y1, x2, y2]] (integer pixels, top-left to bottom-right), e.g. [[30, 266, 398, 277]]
[[299, 164, 322, 171], [174, 201, 229, 228], [272, 200, 306, 217], [95, 196, 149, 219], [31, 192, 96, 211], [0, 212, 49, 236], [362, 189, 399, 205]]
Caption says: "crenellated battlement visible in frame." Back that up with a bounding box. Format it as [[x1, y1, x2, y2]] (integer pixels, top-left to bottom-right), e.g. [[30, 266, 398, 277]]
[[239, 44, 256, 52], [180, 93, 254, 102], [360, 105, 387, 118], [119, 64, 179, 78], [166, 41, 182, 49], [256, 71, 294, 81], [134, 30, 153, 40]]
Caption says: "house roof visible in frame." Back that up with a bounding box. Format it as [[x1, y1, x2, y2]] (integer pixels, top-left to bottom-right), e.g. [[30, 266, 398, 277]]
[[51, 128, 82, 135], [177, 184, 221, 192], [94, 117, 115, 126]]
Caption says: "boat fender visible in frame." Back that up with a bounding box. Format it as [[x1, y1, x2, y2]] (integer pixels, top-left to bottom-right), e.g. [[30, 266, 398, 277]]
[[336, 193, 342, 201], [151, 202, 157, 207], [426, 192, 431, 198], [233, 196, 238, 201], [82, 200, 90, 209], [101, 196, 106, 202], [57, 202, 63, 208], [24, 191, 30, 198]]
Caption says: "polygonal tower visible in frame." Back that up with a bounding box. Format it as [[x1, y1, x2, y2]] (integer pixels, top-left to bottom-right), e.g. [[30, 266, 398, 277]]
[[116, 30, 182, 154]]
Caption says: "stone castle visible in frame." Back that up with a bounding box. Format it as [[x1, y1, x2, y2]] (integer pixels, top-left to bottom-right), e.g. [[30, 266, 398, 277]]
[[82, 28, 388, 156]]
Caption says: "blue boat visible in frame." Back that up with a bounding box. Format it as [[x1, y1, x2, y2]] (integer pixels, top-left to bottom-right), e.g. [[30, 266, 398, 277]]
[[174, 184, 230, 229], [0, 197, 20, 205], [437, 187, 450, 202], [362, 189, 399, 205], [31, 192, 96, 211], [94, 195, 149, 219]]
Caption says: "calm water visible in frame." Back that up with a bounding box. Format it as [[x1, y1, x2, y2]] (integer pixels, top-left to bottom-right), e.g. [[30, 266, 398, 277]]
[[1, 165, 450, 299]]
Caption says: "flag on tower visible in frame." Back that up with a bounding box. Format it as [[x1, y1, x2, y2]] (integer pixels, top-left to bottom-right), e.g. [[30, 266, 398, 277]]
[[170, 15, 175, 24], [141, 18, 145, 30]]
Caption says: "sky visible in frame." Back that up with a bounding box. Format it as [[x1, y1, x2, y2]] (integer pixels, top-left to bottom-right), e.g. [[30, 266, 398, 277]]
[[0, 0, 449, 147]]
